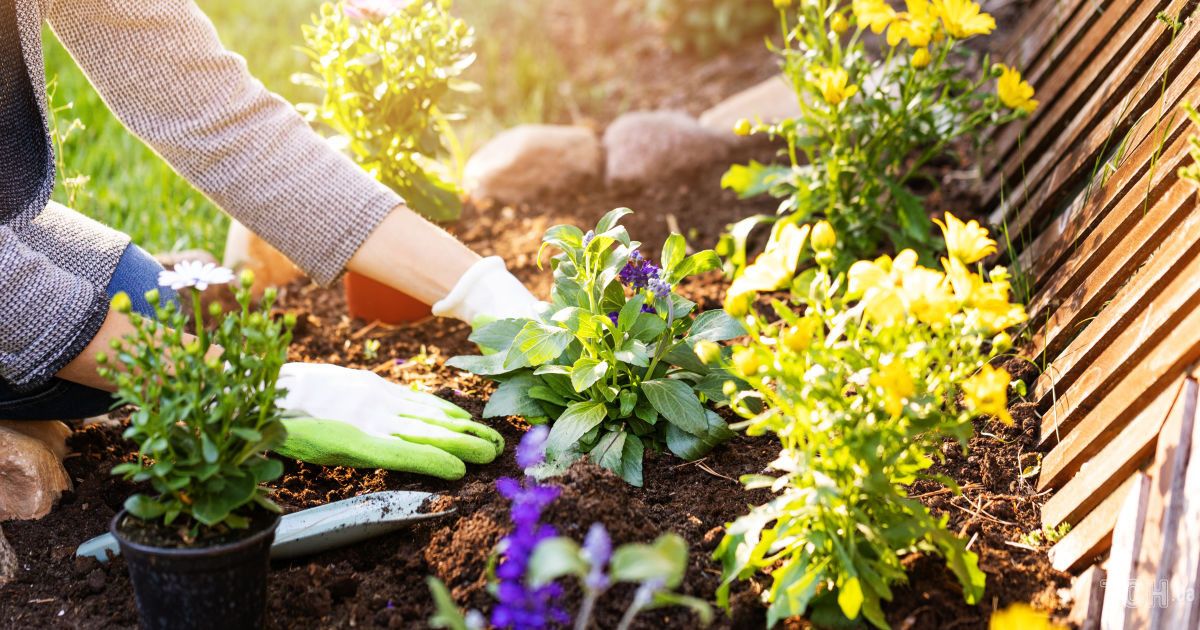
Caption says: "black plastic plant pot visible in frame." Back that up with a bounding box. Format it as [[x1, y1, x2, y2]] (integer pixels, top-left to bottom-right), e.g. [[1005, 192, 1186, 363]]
[[110, 509, 280, 630]]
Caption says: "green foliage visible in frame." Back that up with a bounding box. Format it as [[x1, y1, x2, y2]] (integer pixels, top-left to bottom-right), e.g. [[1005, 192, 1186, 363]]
[[1018, 523, 1071, 549], [643, 0, 776, 57], [714, 218, 1028, 627], [101, 274, 294, 535], [296, 0, 475, 221], [1180, 101, 1200, 185], [448, 209, 744, 486], [719, 0, 1032, 272]]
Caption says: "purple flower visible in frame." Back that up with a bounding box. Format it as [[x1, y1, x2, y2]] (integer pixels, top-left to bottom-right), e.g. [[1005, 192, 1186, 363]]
[[641, 304, 657, 314], [647, 277, 673, 299], [516, 426, 551, 470], [619, 251, 662, 290], [582, 524, 612, 591], [582, 230, 596, 248], [607, 311, 620, 326], [492, 429, 569, 630]]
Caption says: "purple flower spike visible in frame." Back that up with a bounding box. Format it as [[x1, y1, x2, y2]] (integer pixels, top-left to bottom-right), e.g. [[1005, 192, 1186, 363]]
[[607, 311, 620, 326], [516, 425, 551, 470], [619, 251, 662, 290], [647, 277, 672, 299], [582, 230, 596, 247], [582, 523, 612, 591]]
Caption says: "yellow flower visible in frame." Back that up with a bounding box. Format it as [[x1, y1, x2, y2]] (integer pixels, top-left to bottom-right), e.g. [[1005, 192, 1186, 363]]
[[887, 0, 937, 47], [989, 604, 1065, 630], [725, 223, 811, 311], [962, 364, 1013, 425], [781, 317, 820, 352], [902, 267, 957, 327], [694, 340, 722, 365], [911, 47, 932, 68], [847, 259, 890, 299], [733, 118, 753, 136], [996, 64, 1038, 113], [933, 0, 995, 39], [934, 212, 996, 264], [110, 291, 132, 314], [852, 0, 897, 34], [812, 66, 858, 106], [831, 13, 850, 34], [871, 358, 915, 417]]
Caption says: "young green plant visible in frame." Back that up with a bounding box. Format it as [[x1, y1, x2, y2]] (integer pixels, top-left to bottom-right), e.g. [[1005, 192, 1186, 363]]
[[713, 215, 1026, 627], [720, 0, 1037, 271], [296, 0, 475, 221], [100, 267, 294, 535], [448, 209, 746, 486]]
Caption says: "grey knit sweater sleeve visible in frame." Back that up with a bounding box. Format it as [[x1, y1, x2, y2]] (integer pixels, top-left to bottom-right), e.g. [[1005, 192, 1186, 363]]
[[46, 0, 405, 286]]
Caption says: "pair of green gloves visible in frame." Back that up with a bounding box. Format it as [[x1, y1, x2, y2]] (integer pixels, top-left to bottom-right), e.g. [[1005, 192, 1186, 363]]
[[275, 363, 504, 480]]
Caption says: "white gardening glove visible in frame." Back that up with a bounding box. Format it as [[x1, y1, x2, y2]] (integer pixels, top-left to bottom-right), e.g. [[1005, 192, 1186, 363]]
[[273, 363, 504, 479], [431, 256, 539, 326]]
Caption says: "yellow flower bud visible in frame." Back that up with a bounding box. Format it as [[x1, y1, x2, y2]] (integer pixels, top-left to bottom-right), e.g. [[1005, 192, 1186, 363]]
[[811, 220, 837, 252], [96, 351, 108, 365], [782, 318, 819, 353], [992, 332, 1012, 353], [239, 269, 256, 290], [732, 347, 762, 376], [694, 340, 723, 365], [722, 380, 738, 397], [831, 13, 850, 34], [144, 288, 160, 307], [209, 301, 223, 317], [911, 47, 932, 69], [284, 312, 299, 328], [733, 118, 753, 136], [110, 292, 132, 314], [263, 287, 278, 303]]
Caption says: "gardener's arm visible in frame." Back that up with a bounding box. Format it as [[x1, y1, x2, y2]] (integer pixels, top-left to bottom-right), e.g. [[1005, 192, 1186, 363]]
[[47, 0, 533, 319]]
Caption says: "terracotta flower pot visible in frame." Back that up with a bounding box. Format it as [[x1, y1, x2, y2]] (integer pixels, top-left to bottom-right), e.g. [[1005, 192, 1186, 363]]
[[344, 272, 432, 324]]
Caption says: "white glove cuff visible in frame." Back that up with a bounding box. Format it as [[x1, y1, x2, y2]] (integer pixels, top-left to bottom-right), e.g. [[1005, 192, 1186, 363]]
[[432, 256, 538, 323]]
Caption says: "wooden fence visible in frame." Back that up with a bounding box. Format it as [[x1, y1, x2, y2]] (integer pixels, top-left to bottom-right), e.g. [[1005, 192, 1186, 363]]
[[984, 0, 1200, 625]]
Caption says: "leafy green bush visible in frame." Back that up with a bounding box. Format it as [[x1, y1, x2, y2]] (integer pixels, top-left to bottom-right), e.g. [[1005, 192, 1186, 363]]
[[643, 0, 777, 56], [712, 215, 1026, 627], [448, 209, 746, 486], [720, 0, 1036, 271], [1181, 101, 1200, 185], [296, 0, 475, 221], [101, 269, 294, 534]]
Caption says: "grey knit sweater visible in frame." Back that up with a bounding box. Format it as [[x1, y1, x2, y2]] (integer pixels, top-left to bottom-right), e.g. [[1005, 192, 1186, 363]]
[[3, 0, 403, 390]]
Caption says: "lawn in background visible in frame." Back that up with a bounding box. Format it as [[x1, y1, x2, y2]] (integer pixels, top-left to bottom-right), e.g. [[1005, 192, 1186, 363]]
[[44, 0, 573, 255]]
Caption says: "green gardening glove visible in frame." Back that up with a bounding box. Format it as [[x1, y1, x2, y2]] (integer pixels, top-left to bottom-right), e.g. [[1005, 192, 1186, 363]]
[[274, 363, 504, 480]]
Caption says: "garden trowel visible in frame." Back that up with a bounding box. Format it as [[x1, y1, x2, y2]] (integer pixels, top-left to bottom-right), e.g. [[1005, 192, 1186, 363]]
[[76, 490, 452, 563]]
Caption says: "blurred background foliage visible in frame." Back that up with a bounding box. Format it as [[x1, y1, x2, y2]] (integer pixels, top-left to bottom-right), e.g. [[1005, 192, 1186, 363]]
[[43, 0, 756, 254]]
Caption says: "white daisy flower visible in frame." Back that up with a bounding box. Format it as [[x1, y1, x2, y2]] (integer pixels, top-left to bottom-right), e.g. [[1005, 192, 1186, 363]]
[[158, 261, 236, 291]]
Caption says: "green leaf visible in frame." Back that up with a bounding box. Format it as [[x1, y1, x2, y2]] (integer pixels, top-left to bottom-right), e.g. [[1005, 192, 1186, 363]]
[[483, 373, 547, 418], [628, 312, 667, 343], [661, 233, 686, 273], [665, 410, 735, 460], [445, 352, 518, 376], [527, 537, 588, 587], [506, 321, 572, 368], [426, 577, 471, 630], [618, 390, 638, 417], [619, 294, 647, 331], [663, 341, 708, 375], [688, 310, 746, 342], [468, 318, 526, 355], [542, 224, 584, 253], [838, 577, 864, 620], [595, 207, 633, 233], [620, 434, 645, 486], [672, 250, 721, 282], [643, 380, 708, 435], [552, 307, 601, 339], [200, 433, 219, 464], [649, 591, 714, 625], [611, 533, 688, 587], [589, 430, 627, 475], [614, 339, 652, 367], [545, 401, 608, 456], [528, 385, 570, 408], [124, 494, 167, 520], [570, 357, 609, 393]]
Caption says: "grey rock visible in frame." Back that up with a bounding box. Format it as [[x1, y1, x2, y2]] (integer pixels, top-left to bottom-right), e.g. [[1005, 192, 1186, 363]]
[[464, 125, 603, 203], [602, 111, 734, 187]]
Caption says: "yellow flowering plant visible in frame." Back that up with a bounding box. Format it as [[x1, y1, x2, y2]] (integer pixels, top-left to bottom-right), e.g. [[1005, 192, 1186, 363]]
[[720, 0, 1036, 273], [712, 215, 1026, 627], [1181, 102, 1200, 185]]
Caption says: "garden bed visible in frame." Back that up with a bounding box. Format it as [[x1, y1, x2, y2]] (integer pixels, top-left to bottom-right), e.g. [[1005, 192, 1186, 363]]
[[1, 141, 1067, 628]]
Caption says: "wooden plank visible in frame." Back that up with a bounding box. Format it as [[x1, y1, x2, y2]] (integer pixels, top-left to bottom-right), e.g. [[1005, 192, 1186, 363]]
[[986, 0, 1152, 181], [1049, 472, 1138, 573], [1128, 377, 1197, 628], [1000, 0, 1089, 80], [1100, 472, 1152, 630], [1161, 373, 1200, 628], [1037, 303, 1200, 486], [1069, 564, 1106, 630], [1040, 375, 1181, 525], [1017, 70, 1200, 291], [1029, 178, 1200, 401], [987, 4, 1200, 235], [1027, 128, 1200, 385]]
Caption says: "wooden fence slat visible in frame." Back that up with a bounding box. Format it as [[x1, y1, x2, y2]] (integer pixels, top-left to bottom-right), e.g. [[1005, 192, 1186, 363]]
[[1163, 376, 1200, 627], [985, 0, 1151, 181], [986, 6, 1200, 235], [1099, 472, 1152, 630], [1036, 303, 1200, 486], [1022, 123, 1200, 381], [1016, 70, 1200, 291], [1049, 472, 1139, 573], [1039, 375, 1181, 524], [1069, 564, 1106, 630], [1129, 377, 1197, 628], [999, 0, 1090, 83], [1028, 176, 1200, 385]]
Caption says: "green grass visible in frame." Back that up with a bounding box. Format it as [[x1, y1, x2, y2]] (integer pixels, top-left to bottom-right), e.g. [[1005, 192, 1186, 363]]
[[44, 0, 575, 255]]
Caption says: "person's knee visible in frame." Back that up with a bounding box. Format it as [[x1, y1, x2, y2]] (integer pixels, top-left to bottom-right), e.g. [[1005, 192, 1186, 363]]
[[106, 245, 179, 317]]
